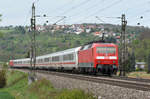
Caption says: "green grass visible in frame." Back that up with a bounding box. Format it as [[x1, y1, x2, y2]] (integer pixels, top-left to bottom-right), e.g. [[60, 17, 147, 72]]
[[0, 29, 14, 34], [0, 70, 28, 99], [56, 89, 95, 99], [128, 71, 150, 79], [0, 92, 15, 99], [6, 71, 27, 86], [0, 70, 96, 99]]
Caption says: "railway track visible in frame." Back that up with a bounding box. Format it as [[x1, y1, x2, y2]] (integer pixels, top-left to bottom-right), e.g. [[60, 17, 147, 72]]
[[13, 68, 150, 91], [104, 75, 150, 83]]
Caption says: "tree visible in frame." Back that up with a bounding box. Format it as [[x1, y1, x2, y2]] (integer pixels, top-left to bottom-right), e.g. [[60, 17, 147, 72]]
[[130, 52, 136, 71], [15, 26, 26, 34], [125, 52, 136, 72], [147, 53, 150, 73], [0, 69, 6, 88], [125, 53, 132, 72], [0, 14, 3, 38], [106, 37, 116, 43]]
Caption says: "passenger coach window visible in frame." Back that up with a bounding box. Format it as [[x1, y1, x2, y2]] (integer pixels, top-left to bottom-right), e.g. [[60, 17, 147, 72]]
[[69, 54, 74, 60], [18, 61, 22, 64], [27, 61, 30, 63], [63, 55, 68, 61], [38, 59, 43, 63], [52, 56, 59, 61], [63, 54, 74, 61], [44, 58, 49, 62]]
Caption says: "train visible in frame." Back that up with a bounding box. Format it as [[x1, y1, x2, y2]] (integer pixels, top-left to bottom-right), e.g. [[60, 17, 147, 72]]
[[9, 42, 119, 75]]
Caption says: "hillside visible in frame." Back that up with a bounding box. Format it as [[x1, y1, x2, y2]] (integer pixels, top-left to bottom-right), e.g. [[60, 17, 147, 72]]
[[0, 28, 100, 62], [0, 24, 147, 62]]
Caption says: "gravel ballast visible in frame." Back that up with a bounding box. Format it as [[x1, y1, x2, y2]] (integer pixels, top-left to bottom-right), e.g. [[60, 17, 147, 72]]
[[36, 72, 150, 99]]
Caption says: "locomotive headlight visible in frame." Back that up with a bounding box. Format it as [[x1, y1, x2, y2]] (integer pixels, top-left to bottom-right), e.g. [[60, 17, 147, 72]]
[[97, 56, 104, 59], [109, 56, 117, 59]]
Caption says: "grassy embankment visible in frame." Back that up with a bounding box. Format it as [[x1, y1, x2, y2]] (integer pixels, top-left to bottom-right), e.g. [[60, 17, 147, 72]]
[[0, 70, 95, 99], [127, 72, 150, 79]]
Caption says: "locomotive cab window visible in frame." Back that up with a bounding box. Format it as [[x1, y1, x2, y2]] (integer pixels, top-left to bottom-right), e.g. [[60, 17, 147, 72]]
[[97, 47, 116, 54], [80, 44, 92, 50]]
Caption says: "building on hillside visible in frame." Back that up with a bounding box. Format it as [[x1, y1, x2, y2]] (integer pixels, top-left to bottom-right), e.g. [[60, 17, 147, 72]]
[[36, 25, 45, 31], [94, 31, 102, 36], [85, 29, 91, 33], [116, 36, 121, 39], [135, 62, 146, 70]]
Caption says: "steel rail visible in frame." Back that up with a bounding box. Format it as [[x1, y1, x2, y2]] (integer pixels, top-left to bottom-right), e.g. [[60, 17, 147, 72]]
[[36, 70, 150, 91], [12, 68, 150, 91]]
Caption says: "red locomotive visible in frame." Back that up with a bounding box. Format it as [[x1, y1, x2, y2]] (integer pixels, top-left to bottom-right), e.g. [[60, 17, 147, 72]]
[[9, 42, 118, 75], [78, 43, 118, 75]]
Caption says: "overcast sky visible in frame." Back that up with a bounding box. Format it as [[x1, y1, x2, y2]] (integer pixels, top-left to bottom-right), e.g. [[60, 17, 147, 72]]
[[0, 0, 150, 26]]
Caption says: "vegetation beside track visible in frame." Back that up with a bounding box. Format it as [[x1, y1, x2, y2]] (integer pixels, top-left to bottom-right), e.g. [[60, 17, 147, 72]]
[[0, 70, 95, 99], [127, 72, 150, 79]]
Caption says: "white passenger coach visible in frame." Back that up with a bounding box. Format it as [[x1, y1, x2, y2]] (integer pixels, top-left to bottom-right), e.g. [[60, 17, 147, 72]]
[[11, 47, 81, 70]]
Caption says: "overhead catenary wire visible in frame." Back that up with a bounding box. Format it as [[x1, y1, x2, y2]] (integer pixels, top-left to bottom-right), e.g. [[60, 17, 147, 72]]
[[60, 0, 93, 15], [36, 0, 94, 25], [71, 0, 124, 24], [35, 0, 132, 25], [71, 0, 149, 26], [33, 0, 40, 4], [127, 12, 149, 26], [87, 0, 124, 18], [95, 16, 106, 23], [125, 1, 150, 16], [23, 0, 40, 27], [50, 0, 75, 15], [68, 0, 108, 19], [43, 0, 95, 25], [23, 8, 32, 27], [117, 1, 150, 26], [28, 0, 150, 27]]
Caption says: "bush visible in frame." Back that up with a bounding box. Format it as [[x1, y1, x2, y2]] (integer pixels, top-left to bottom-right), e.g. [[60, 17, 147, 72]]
[[2, 63, 8, 69], [147, 53, 150, 73], [0, 92, 15, 99], [135, 68, 143, 72], [0, 70, 6, 88], [56, 89, 96, 99]]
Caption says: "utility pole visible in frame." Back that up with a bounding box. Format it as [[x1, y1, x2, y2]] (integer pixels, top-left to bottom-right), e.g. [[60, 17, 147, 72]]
[[102, 29, 105, 41], [102, 32, 105, 40], [28, 3, 37, 84], [31, 3, 36, 69], [119, 14, 127, 76]]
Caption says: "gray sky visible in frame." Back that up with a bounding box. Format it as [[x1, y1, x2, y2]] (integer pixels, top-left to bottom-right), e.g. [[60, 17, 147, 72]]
[[0, 0, 150, 26]]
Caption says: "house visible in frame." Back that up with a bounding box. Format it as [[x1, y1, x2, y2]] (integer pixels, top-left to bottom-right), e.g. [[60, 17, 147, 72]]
[[94, 31, 102, 36], [135, 62, 146, 70]]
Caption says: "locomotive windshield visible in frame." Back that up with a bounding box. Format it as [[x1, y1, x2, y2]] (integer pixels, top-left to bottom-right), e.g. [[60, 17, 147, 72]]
[[96, 47, 116, 54]]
